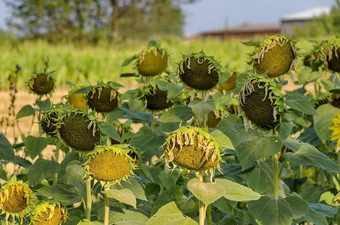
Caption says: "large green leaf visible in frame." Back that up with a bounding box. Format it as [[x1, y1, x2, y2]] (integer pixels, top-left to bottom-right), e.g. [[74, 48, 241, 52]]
[[297, 67, 323, 84], [0, 134, 15, 161], [106, 188, 137, 208], [158, 105, 193, 123], [16, 104, 35, 119], [210, 130, 234, 150], [187, 178, 225, 206], [64, 161, 86, 201], [147, 202, 198, 225], [117, 178, 147, 201], [284, 144, 340, 173], [235, 130, 283, 169], [107, 209, 148, 225], [38, 184, 82, 205], [99, 122, 122, 143], [188, 99, 216, 120], [27, 158, 60, 184], [216, 118, 241, 147], [248, 195, 308, 225], [166, 83, 183, 100], [25, 136, 48, 159], [77, 220, 103, 225], [215, 178, 261, 202], [158, 169, 180, 190], [284, 92, 317, 115], [314, 104, 340, 143]]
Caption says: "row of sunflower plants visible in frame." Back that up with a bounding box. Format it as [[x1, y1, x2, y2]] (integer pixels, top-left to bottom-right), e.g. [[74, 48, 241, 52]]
[[0, 36, 339, 225]]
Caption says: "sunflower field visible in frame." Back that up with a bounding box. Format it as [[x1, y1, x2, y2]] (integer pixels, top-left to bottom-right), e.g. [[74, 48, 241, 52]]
[[0, 36, 340, 225]]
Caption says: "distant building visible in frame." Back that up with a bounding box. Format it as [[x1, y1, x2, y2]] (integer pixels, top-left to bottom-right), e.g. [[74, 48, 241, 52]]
[[193, 23, 281, 40], [281, 6, 331, 36], [191, 6, 332, 40]]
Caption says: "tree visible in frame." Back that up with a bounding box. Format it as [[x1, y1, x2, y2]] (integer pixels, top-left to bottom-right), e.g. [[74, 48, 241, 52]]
[[5, 0, 196, 43]]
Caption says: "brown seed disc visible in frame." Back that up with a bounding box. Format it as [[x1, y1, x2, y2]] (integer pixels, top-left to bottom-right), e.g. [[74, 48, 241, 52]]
[[327, 48, 340, 72], [241, 82, 278, 129], [87, 87, 119, 112], [30, 74, 55, 95], [41, 112, 59, 136], [59, 113, 100, 151], [146, 86, 173, 110], [31, 207, 66, 225], [254, 42, 295, 78], [0, 185, 29, 213], [179, 56, 219, 90]]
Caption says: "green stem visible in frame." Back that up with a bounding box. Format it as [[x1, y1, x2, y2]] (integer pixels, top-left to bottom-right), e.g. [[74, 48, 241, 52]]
[[198, 172, 206, 225], [278, 160, 287, 179], [273, 154, 279, 199], [206, 205, 212, 225], [151, 111, 156, 131], [104, 186, 110, 225], [54, 143, 60, 184], [201, 91, 207, 128], [299, 165, 304, 178], [86, 177, 92, 221]]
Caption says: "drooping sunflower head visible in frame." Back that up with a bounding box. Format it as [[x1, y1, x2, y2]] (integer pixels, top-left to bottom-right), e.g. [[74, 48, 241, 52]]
[[238, 73, 285, 131], [330, 92, 340, 109], [144, 84, 173, 110], [28, 73, 55, 96], [58, 109, 100, 152], [177, 52, 221, 90], [87, 82, 121, 112], [0, 177, 33, 216], [316, 37, 340, 72], [137, 46, 169, 76], [329, 112, 340, 146], [249, 34, 298, 78], [67, 85, 88, 110], [30, 201, 67, 225], [164, 127, 221, 173], [40, 109, 60, 137], [85, 145, 135, 183], [311, 92, 329, 109]]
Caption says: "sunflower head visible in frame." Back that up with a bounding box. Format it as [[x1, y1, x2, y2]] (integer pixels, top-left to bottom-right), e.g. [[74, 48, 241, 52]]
[[40, 110, 59, 137], [85, 145, 135, 183], [87, 83, 120, 112], [28, 73, 55, 96], [238, 73, 285, 131], [0, 177, 33, 215], [145, 85, 173, 110], [316, 37, 340, 72], [164, 127, 221, 173], [30, 201, 67, 225], [249, 34, 297, 78], [58, 110, 100, 152], [311, 92, 329, 109], [137, 46, 168, 76], [67, 85, 88, 110], [329, 112, 340, 146], [178, 52, 221, 90], [330, 93, 340, 109]]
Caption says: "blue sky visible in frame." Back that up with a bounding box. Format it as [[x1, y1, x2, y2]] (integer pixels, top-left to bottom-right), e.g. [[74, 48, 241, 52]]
[[0, 0, 336, 35]]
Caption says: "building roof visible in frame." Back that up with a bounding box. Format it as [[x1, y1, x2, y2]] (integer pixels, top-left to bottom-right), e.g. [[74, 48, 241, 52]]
[[281, 6, 331, 22], [202, 23, 281, 35]]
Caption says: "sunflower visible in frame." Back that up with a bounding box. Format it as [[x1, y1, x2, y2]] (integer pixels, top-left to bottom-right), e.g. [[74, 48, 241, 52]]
[[164, 127, 221, 175], [137, 46, 169, 76], [0, 177, 34, 225], [28, 73, 55, 96], [177, 52, 222, 90], [329, 112, 340, 146], [248, 34, 297, 78], [238, 73, 285, 131], [30, 201, 67, 225], [57, 109, 100, 152], [315, 37, 340, 72], [85, 145, 136, 184], [87, 82, 120, 113]]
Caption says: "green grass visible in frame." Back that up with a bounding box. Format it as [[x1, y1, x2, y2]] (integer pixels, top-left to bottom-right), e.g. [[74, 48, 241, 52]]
[[0, 38, 313, 89]]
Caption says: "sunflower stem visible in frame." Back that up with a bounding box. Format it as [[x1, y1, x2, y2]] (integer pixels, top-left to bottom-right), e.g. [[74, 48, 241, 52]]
[[86, 177, 92, 221], [201, 90, 208, 128], [204, 174, 212, 225], [299, 165, 303, 178], [198, 171, 206, 225], [54, 142, 60, 184], [273, 154, 279, 199], [151, 111, 156, 131], [104, 185, 110, 225]]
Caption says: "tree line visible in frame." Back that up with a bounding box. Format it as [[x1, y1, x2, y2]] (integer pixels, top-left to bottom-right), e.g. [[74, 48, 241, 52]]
[[5, 0, 196, 44]]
